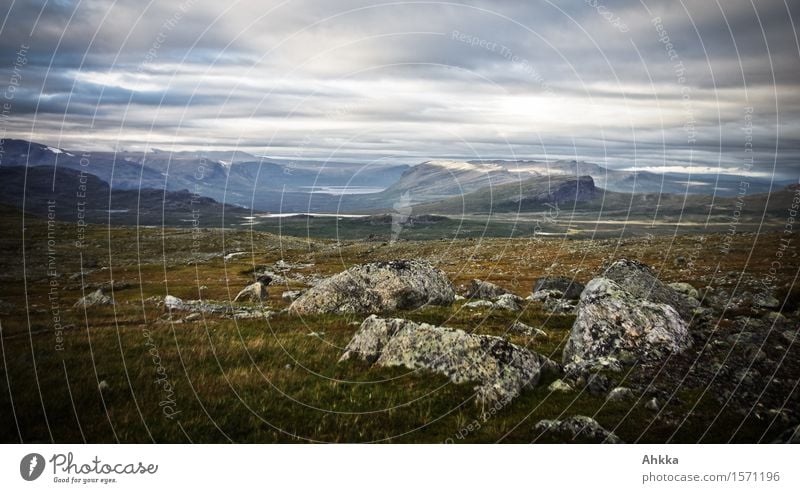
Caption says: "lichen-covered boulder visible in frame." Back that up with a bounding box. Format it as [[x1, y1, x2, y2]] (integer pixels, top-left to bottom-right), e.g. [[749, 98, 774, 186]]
[[534, 415, 622, 443], [533, 276, 585, 300], [494, 293, 523, 311], [74, 289, 114, 308], [563, 277, 690, 368], [466, 279, 509, 300], [603, 259, 693, 319], [233, 281, 268, 302], [340, 315, 558, 404], [289, 260, 454, 314]]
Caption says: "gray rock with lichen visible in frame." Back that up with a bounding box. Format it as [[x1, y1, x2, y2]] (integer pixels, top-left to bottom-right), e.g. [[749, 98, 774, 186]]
[[534, 415, 622, 443], [603, 259, 693, 320], [534, 276, 585, 300], [289, 260, 454, 314], [340, 315, 557, 404], [563, 277, 690, 368], [74, 289, 114, 308], [494, 293, 523, 311], [466, 279, 509, 300], [233, 281, 268, 302]]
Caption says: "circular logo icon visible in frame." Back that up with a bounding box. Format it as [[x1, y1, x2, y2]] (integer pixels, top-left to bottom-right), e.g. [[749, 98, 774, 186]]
[[20, 453, 45, 481]]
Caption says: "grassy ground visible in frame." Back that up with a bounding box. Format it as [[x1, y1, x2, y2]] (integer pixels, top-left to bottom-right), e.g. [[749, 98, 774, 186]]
[[0, 205, 796, 443]]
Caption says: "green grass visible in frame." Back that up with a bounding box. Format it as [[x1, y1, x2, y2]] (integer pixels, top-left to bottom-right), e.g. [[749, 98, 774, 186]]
[[0, 206, 795, 443]]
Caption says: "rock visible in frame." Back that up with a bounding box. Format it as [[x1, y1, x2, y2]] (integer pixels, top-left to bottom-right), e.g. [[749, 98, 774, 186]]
[[73, 289, 114, 308], [669, 282, 699, 300], [607, 387, 635, 402], [548, 379, 574, 393], [464, 300, 495, 309], [533, 276, 585, 300], [494, 293, 523, 311], [544, 298, 578, 314], [256, 274, 274, 285], [764, 311, 786, 322], [98, 380, 110, 392], [184, 312, 202, 322], [753, 293, 780, 309], [466, 279, 509, 299], [781, 330, 797, 345], [289, 260, 455, 314], [586, 373, 610, 396], [454, 294, 466, 301], [231, 310, 274, 320], [645, 397, 661, 411], [164, 295, 231, 314], [563, 277, 691, 368], [281, 290, 303, 303], [508, 321, 548, 339], [534, 416, 622, 443], [234, 281, 268, 302], [603, 259, 693, 319], [339, 315, 556, 404], [164, 295, 185, 310], [530, 289, 563, 302]]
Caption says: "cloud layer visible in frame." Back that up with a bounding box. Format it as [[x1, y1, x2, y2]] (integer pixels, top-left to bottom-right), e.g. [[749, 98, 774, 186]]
[[1, 0, 798, 177]]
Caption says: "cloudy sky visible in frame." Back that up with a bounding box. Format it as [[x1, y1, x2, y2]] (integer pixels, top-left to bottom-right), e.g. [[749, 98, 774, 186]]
[[1, 0, 798, 177]]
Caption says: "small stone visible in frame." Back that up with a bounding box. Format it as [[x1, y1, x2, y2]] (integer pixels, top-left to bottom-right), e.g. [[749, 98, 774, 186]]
[[98, 380, 110, 392], [645, 397, 660, 411], [534, 416, 622, 443], [669, 282, 698, 299], [607, 387, 635, 402], [234, 281, 268, 302], [184, 312, 202, 322], [464, 300, 495, 309], [586, 373, 610, 396], [753, 293, 780, 309], [466, 279, 510, 299], [494, 293, 523, 311], [548, 379, 574, 393]]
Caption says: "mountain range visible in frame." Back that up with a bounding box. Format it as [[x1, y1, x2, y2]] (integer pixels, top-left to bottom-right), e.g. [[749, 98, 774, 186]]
[[0, 138, 794, 221]]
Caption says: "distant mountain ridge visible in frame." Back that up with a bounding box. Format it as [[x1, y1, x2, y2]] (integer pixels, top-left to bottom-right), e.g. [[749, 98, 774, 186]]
[[1, 138, 792, 215]]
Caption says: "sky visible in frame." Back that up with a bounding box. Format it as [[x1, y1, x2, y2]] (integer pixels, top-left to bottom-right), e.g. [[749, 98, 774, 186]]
[[0, 0, 798, 177]]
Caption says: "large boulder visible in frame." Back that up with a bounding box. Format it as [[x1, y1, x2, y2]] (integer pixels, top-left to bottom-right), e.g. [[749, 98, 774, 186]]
[[533, 276, 585, 300], [466, 279, 509, 300], [340, 315, 557, 404], [74, 289, 114, 308], [534, 415, 622, 443], [289, 260, 454, 314], [233, 281, 268, 302], [603, 259, 693, 319], [563, 277, 690, 368]]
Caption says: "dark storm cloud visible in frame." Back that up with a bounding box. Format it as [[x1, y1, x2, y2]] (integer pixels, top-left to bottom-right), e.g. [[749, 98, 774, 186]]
[[0, 0, 797, 177]]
